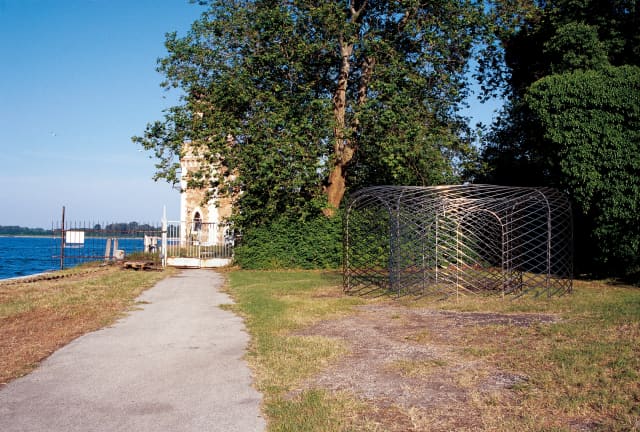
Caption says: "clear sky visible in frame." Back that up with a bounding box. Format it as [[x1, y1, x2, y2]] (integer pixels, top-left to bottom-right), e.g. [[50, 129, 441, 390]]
[[0, 0, 500, 229], [0, 0, 203, 228]]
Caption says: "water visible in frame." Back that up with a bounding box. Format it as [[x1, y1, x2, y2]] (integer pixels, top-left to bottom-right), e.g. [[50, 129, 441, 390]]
[[0, 236, 147, 280]]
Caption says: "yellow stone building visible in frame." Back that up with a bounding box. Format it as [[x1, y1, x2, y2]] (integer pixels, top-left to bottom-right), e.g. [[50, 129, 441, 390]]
[[178, 142, 234, 247]]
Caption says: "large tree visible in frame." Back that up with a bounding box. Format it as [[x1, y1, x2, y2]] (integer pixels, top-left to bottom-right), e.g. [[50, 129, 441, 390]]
[[134, 0, 498, 226]]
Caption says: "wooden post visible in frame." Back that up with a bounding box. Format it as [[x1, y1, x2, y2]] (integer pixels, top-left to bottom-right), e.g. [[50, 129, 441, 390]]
[[104, 238, 112, 263]]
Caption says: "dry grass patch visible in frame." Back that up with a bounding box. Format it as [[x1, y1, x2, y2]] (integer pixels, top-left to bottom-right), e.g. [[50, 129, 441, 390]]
[[228, 271, 640, 431], [387, 358, 449, 378], [0, 264, 176, 385], [226, 271, 371, 430]]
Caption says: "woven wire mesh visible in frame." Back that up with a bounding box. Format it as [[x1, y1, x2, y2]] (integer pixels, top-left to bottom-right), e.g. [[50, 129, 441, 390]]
[[344, 185, 573, 297]]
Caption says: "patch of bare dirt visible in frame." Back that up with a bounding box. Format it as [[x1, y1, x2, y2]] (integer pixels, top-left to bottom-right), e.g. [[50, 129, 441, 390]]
[[293, 304, 560, 431]]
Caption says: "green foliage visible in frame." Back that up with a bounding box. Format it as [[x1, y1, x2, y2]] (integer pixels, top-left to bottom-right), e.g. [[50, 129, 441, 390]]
[[134, 0, 497, 227], [481, 0, 640, 184], [479, 0, 640, 279], [498, 0, 640, 97], [525, 65, 640, 278], [543, 22, 610, 74], [345, 205, 391, 271], [234, 216, 342, 269], [125, 251, 161, 264], [100, 222, 159, 234]]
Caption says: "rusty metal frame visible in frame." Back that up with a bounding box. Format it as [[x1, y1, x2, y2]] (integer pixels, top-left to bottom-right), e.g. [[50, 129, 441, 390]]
[[343, 185, 573, 298]]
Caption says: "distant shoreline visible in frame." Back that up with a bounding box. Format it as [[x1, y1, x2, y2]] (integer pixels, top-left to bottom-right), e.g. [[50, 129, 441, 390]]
[[0, 234, 53, 238], [0, 235, 146, 239], [0, 236, 146, 281]]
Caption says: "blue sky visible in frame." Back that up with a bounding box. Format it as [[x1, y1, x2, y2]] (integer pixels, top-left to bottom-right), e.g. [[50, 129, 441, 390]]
[[0, 0, 202, 228], [0, 0, 500, 229]]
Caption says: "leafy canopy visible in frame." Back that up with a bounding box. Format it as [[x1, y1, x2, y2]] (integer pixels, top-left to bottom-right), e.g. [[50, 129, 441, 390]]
[[134, 0, 499, 227]]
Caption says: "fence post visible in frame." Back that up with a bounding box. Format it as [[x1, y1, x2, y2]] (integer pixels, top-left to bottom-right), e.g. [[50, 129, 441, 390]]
[[60, 206, 66, 270], [104, 238, 112, 263], [161, 207, 168, 268]]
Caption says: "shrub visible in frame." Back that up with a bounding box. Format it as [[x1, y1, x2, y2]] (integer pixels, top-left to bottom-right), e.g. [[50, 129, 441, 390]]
[[234, 216, 342, 270], [526, 65, 640, 280]]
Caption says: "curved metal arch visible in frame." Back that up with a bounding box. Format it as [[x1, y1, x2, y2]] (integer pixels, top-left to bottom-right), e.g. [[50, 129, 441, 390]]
[[343, 184, 573, 297]]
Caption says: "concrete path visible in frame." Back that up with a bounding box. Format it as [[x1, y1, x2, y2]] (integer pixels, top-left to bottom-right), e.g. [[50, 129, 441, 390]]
[[0, 269, 266, 432]]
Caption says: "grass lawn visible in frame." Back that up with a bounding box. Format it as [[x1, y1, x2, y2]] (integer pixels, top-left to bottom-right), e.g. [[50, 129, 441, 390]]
[[226, 270, 640, 432], [3, 266, 637, 430], [0, 263, 176, 385]]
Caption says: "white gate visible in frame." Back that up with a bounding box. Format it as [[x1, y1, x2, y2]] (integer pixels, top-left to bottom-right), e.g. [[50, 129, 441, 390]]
[[163, 221, 234, 268]]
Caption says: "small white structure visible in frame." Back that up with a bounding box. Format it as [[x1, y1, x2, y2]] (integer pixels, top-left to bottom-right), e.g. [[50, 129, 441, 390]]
[[65, 230, 85, 245]]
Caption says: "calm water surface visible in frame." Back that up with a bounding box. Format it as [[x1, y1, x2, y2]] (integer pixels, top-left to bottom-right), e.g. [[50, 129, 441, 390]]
[[0, 236, 146, 280]]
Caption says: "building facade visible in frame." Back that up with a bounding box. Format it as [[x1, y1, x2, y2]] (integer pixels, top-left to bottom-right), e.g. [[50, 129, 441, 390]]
[[178, 143, 234, 246]]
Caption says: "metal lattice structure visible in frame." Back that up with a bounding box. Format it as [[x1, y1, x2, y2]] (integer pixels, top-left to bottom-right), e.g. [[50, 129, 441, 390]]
[[344, 185, 573, 297]]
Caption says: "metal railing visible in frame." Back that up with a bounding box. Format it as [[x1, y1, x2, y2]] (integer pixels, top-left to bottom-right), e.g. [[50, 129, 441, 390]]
[[162, 221, 234, 265], [52, 219, 163, 269]]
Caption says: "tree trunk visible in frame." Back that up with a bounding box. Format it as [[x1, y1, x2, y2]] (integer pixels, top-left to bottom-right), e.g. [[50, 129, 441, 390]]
[[323, 53, 375, 217], [323, 1, 369, 217], [323, 38, 355, 217]]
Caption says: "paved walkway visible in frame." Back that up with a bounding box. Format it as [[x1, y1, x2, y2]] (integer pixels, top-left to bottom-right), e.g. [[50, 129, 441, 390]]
[[0, 269, 265, 432]]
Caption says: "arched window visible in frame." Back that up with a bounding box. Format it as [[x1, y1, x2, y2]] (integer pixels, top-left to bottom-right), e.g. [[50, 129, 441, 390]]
[[193, 211, 202, 233]]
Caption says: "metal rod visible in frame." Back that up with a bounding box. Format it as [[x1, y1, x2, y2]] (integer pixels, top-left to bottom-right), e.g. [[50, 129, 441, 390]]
[[60, 206, 65, 270]]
